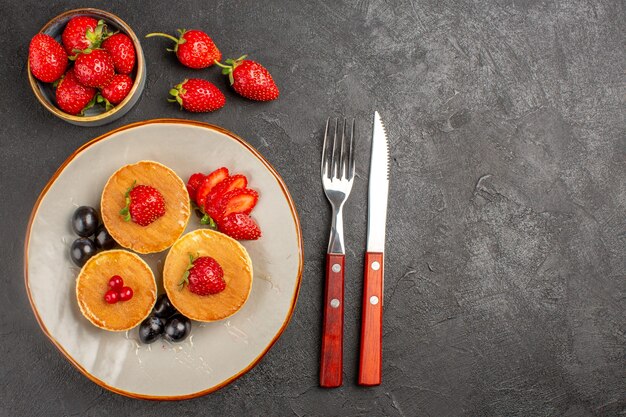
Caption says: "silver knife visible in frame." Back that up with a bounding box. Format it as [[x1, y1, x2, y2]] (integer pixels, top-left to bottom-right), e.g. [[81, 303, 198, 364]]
[[358, 111, 389, 386]]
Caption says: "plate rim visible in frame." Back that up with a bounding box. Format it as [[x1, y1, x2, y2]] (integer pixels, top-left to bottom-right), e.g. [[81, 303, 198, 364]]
[[23, 118, 304, 400]]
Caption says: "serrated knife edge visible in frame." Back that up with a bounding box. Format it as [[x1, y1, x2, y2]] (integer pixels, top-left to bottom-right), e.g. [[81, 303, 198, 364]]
[[366, 111, 389, 253]]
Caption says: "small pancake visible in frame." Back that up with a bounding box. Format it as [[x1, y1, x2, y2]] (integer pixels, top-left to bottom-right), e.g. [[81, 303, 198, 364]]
[[101, 160, 191, 254], [76, 250, 157, 331], [163, 229, 253, 322]]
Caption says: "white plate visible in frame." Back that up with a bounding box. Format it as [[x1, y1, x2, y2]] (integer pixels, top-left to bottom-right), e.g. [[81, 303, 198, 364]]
[[25, 119, 303, 399]]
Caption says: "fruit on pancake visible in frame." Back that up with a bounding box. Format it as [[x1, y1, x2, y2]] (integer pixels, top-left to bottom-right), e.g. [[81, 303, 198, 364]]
[[179, 254, 226, 296], [120, 182, 166, 227], [103, 275, 133, 303], [108, 275, 123, 290], [104, 290, 119, 304], [119, 286, 134, 301]]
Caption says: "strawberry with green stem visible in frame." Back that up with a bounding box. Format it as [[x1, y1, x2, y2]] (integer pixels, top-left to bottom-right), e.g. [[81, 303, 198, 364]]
[[179, 253, 226, 295], [215, 55, 279, 101], [146, 29, 221, 69], [62, 17, 107, 56], [168, 79, 225, 112], [188, 168, 229, 228], [120, 181, 166, 226], [190, 200, 217, 229]]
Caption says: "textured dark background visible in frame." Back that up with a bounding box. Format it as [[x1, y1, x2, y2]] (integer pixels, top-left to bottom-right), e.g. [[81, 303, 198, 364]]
[[1, 0, 625, 415]]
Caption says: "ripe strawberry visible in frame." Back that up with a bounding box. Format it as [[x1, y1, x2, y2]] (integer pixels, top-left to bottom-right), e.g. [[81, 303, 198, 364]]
[[146, 29, 221, 68], [55, 69, 96, 115], [219, 188, 259, 217], [168, 79, 225, 112], [218, 213, 261, 240], [74, 49, 115, 87], [29, 34, 68, 83], [61, 16, 104, 55], [204, 175, 248, 218], [120, 183, 166, 227], [102, 33, 136, 74], [195, 167, 230, 207], [100, 74, 133, 107], [186, 173, 206, 201], [216, 56, 279, 101], [180, 255, 226, 295]]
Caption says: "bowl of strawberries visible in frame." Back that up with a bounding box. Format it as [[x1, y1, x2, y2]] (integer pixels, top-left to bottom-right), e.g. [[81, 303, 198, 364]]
[[27, 8, 145, 126]]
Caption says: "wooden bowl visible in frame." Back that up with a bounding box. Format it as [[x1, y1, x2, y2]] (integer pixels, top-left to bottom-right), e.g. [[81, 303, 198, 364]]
[[27, 8, 146, 127]]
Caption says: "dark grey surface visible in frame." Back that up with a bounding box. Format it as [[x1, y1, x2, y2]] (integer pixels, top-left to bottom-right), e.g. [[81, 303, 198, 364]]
[[1, 0, 624, 416]]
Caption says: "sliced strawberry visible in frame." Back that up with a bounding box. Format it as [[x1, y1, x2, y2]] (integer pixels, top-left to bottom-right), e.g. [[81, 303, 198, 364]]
[[219, 188, 259, 217], [218, 213, 261, 240], [196, 167, 229, 207], [204, 174, 248, 217], [186, 173, 206, 201], [205, 200, 223, 220]]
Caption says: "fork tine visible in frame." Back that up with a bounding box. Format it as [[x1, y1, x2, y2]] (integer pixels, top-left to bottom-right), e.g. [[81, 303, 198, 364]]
[[348, 118, 355, 180], [330, 118, 339, 178], [321, 118, 330, 177], [340, 118, 347, 178]]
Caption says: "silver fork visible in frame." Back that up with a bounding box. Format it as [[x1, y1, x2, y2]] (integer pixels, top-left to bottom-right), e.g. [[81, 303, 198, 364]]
[[319, 118, 355, 388]]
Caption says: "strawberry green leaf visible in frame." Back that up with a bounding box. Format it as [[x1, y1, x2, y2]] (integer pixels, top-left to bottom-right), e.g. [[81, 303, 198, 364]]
[[120, 181, 137, 222], [200, 214, 217, 230], [178, 253, 197, 288], [80, 95, 98, 116]]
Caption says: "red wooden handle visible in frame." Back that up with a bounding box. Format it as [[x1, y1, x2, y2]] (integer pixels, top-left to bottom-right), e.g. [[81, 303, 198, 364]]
[[320, 253, 345, 387], [359, 252, 383, 385]]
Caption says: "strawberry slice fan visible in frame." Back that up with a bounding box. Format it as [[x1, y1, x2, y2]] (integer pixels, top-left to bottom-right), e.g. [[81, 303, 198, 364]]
[[186, 168, 261, 241]]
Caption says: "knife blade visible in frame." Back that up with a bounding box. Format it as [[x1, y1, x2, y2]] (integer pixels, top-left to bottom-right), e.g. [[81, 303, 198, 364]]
[[366, 111, 390, 252], [358, 110, 389, 386]]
